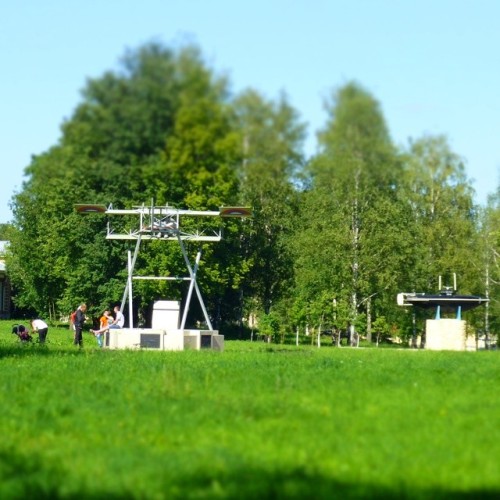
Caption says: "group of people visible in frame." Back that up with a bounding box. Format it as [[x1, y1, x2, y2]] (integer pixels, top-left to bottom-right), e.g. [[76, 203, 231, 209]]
[[12, 318, 49, 343], [11, 304, 125, 348], [73, 303, 124, 348], [91, 305, 125, 347]]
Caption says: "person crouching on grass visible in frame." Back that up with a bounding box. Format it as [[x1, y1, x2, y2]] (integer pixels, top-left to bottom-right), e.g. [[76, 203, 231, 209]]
[[31, 317, 49, 344], [93, 309, 112, 348]]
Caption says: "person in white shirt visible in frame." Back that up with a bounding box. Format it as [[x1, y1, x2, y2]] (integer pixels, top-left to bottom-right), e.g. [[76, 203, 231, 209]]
[[91, 305, 125, 335], [31, 318, 49, 344], [109, 305, 125, 329]]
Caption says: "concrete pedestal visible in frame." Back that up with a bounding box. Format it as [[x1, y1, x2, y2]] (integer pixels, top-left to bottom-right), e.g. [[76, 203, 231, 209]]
[[151, 300, 180, 330], [104, 328, 223, 351], [425, 319, 467, 351], [183, 330, 224, 351]]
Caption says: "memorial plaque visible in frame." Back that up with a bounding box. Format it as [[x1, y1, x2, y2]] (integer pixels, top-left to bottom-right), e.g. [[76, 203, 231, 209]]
[[201, 334, 212, 348], [140, 333, 161, 349]]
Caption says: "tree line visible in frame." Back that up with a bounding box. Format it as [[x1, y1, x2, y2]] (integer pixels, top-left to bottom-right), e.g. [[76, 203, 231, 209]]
[[5, 42, 500, 343]]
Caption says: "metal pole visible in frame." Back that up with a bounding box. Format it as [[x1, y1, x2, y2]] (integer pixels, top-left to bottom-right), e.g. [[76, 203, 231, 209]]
[[120, 235, 142, 314], [180, 250, 201, 330], [192, 280, 213, 330], [485, 262, 490, 348], [177, 234, 213, 330], [127, 250, 133, 328], [412, 311, 417, 348]]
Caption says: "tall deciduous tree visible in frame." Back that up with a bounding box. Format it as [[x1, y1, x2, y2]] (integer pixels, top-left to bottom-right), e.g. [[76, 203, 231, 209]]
[[131, 47, 242, 327], [395, 135, 482, 339], [478, 191, 500, 341], [232, 89, 306, 320], [7, 43, 241, 323], [293, 82, 405, 341], [402, 135, 480, 293]]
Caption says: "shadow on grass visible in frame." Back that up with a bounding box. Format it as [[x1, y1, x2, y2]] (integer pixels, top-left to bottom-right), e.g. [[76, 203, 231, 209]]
[[0, 449, 498, 499], [170, 466, 500, 500], [0, 342, 99, 359]]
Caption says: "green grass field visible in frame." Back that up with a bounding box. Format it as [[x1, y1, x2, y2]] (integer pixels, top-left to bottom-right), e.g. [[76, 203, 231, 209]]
[[0, 322, 498, 499]]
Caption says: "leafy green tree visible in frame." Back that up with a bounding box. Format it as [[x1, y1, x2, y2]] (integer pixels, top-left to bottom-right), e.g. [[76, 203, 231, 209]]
[[401, 135, 480, 293], [232, 89, 306, 320], [372, 315, 390, 347], [61, 43, 180, 166], [0, 224, 11, 240], [128, 47, 243, 327], [395, 135, 482, 339], [7, 43, 240, 324], [257, 311, 280, 343], [7, 147, 120, 320], [476, 192, 500, 342], [293, 81, 405, 342]]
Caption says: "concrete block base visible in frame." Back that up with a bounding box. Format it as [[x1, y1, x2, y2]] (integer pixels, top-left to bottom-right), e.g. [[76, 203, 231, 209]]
[[105, 328, 223, 351], [183, 330, 224, 351], [425, 319, 467, 351]]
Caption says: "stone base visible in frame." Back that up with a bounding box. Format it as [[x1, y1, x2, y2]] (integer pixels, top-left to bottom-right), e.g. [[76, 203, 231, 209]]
[[105, 328, 223, 351], [425, 319, 467, 351]]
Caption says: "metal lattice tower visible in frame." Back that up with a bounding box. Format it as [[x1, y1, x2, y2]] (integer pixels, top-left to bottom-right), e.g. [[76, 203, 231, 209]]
[[76, 202, 251, 329]]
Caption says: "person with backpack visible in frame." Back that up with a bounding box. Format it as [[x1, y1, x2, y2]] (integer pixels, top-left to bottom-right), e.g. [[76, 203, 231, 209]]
[[73, 303, 88, 348], [70, 310, 77, 329]]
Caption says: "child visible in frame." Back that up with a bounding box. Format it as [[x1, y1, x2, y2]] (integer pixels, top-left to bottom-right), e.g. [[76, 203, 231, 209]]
[[93, 309, 112, 348], [12, 324, 32, 342]]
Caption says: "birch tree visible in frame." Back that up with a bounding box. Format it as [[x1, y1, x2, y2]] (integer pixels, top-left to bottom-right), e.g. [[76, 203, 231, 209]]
[[295, 82, 404, 341]]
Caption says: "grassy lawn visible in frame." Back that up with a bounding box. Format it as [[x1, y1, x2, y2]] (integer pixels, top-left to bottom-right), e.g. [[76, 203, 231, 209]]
[[0, 322, 498, 499]]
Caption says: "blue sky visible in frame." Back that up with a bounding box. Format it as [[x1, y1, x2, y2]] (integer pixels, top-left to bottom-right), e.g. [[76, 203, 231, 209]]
[[1, 0, 499, 224]]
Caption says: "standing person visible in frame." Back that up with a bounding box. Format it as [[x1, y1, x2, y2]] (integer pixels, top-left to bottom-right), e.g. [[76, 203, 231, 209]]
[[31, 318, 49, 344], [90, 305, 125, 335], [74, 303, 87, 348], [93, 309, 112, 348]]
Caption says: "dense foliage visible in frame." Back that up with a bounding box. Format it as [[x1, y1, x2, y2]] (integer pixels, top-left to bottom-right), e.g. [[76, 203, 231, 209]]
[[5, 42, 500, 343]]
